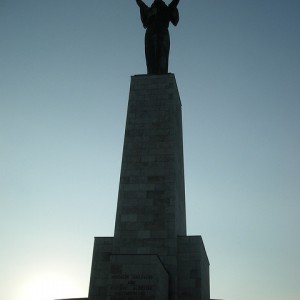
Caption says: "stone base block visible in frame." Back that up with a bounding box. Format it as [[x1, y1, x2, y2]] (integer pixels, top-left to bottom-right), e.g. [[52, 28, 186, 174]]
[[178, 236, 210, 300], [88, 237, 114, 300]]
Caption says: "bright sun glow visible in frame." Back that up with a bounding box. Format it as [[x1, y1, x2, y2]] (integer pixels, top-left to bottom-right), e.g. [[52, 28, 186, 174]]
[[20, 271, 82, 300]]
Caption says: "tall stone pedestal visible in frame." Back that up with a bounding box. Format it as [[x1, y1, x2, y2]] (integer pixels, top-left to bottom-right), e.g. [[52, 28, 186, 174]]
[[87, 74, 210, 300]]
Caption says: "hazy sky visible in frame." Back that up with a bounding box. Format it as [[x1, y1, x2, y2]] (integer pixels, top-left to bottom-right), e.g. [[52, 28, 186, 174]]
[[1, 1, 300, 300]]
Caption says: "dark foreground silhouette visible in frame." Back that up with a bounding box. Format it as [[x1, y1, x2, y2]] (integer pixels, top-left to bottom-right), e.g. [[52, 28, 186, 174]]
[[136, 0, 180, 74]]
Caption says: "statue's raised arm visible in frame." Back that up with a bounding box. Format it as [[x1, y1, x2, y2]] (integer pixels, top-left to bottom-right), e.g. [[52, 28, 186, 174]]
[[136, 0, 147, 8], [169, 0, 180, 8], [168, 0, 180, 26], [135, 0, 181, 75], [136, 0, 149, 28]]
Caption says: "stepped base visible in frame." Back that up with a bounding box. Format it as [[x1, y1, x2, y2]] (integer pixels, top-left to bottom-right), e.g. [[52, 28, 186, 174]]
[[88, 235, 209, 300]]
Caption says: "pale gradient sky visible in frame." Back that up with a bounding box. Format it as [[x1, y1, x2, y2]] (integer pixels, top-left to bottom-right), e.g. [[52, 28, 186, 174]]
[[1, 1, 300, 300]]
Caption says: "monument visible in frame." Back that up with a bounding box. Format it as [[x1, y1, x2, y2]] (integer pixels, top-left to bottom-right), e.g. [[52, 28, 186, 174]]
[[56, 1, 214, 299]]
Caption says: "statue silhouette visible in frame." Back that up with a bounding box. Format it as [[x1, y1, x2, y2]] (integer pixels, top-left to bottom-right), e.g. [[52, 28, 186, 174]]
[[136, 0, 180, 75]]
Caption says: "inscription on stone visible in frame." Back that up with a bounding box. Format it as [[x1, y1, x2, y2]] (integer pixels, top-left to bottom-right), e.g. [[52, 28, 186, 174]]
[[109, 273, 155, 299]]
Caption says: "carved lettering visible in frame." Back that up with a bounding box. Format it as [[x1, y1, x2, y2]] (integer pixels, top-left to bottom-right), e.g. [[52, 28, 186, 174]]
[[109, 272, 156, 298]]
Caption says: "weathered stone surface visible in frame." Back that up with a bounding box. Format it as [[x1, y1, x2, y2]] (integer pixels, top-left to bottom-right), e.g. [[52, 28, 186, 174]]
[[115, 74, 186, 242]]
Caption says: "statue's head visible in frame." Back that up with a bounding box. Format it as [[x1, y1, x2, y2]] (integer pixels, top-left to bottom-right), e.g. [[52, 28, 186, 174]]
[[152, 0, 166, 8]]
